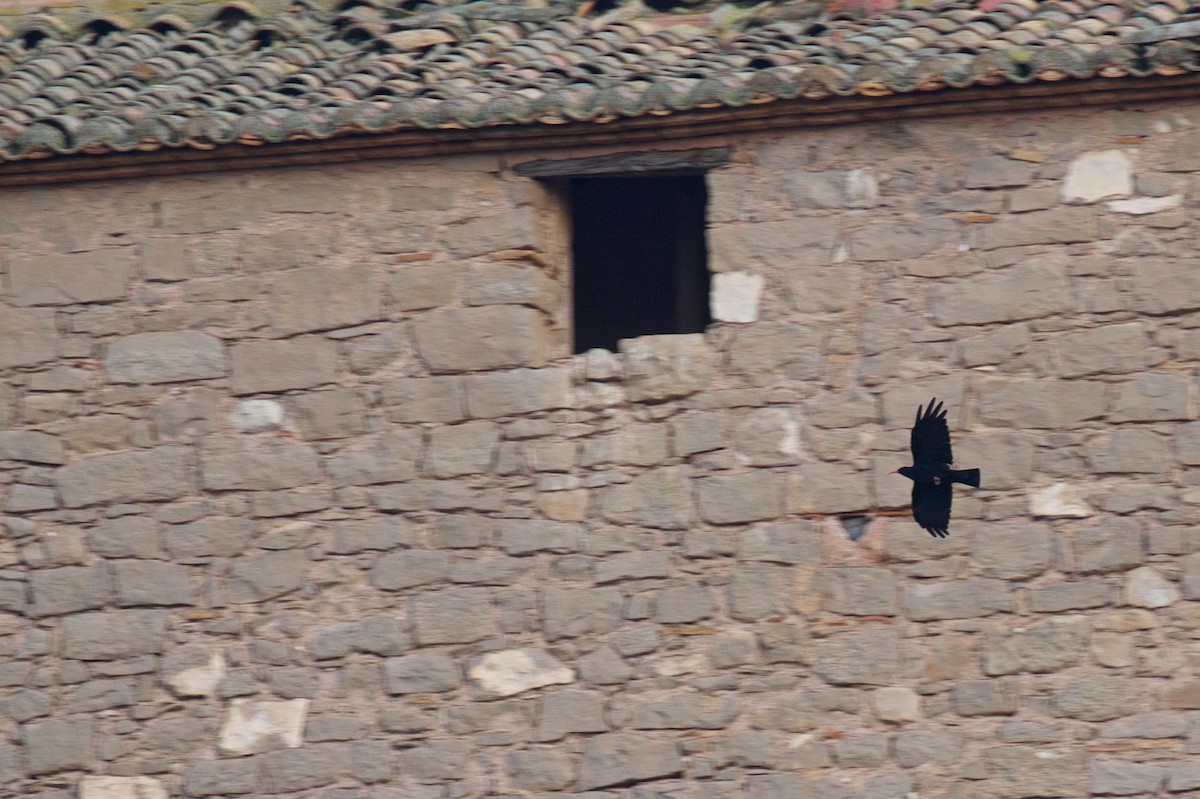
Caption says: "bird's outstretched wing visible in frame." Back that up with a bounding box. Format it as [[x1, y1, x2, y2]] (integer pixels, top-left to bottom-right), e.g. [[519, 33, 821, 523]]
[[912, 481, 952, 538], [911, 398, 953, 467]]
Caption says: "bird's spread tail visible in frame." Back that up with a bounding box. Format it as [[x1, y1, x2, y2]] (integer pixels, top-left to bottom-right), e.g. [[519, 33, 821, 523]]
[[953, 468, 981, 488]]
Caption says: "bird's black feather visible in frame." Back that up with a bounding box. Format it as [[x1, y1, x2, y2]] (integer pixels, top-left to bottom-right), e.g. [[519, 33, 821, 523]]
[[895, 397, 979, 539], [911, 398, 952, 467]]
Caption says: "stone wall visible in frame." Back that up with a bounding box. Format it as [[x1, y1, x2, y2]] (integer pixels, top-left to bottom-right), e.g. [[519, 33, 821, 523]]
[[1, 98, 1200, 799]]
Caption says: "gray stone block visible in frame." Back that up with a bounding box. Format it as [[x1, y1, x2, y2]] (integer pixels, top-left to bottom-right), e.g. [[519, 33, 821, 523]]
[[984, 616, 1089, 675], [200, 437, 322, 491], [0, 308, 59, 369], [465, 262, 559, 310], [893, 730, 963, 766], [8, 249, 131, 306], [952, 677, 1019, 716], [971, 206, 1104, 249], [381, 376, 467, 423], [1169, 761, 1200, 792], [184, 758, 257, 796], [727, 323, 822, 382], [697, 471, 783, 524], [1100, 710, 1189, 739], [850, 219, 960, 261], [384, 651, 461, 694], [1053, 676, 1138, 721], [88, 516, 162, 559], [1086, 428, 1171, 474], [371, 550, 449, 591], [671, 412, 724, 457], [536, 689, 608, 741], [5, 484, 57, 512], [229, 336, 338, 394], [729, 562, 788, 621], [413, 306, 549, 373], [1130, 258, 1200, 314], [464, 367, 570, 418], [577, 646, 632, 686], [106, 331, 228, 384], [58, 446, 191, 508], [1028, 579, 1116, 612], [325, 430, 422, 486], [820, 568, 898, 616], [164, 518, 254, 560], [1089, 759, 1165, 796], [904, 578, 1013, 621], [396, 739, 472, 781], [932, 259, 1071, 326], [1109, 373, 1191, 422], [1056, 323, 1158, 377], [442, 207, 535, 257], [960, 323, 1032, 367], [812, 629, 899, 686], [268, 265, 383, 335], [655, 585, 714, 623], [738, 522, 820, 564], [542, 586, 622, 640], [953, 432, 1034, 490], [4, 689, 52, 722], [970, 523, 1052, 579], [785, 168, 879, 209], [113, 560, 192, 606], [1073, 518, 1144, 574], [1177, 422, 1200, 465], [976, 745, 1086, 798], [508, 747, 574, 792], [595, 550, 669, 584], [0, 431, 65, 465], [28, 565, 110, 617], [577, 733, 681, 791], [427, 421, 500, 477], [411, 588, 496, 645], [223, 550, 307, 603], [497, 519, 581, 555], [70, 678, 135, 712], [832, 733, 888, 767], [621, 334, 717, 401], [975, 378, 1106, 428], [288, 388, 366, 440], [24, 716, 93, 775], [256, 745, 337, 793], [598, 466, 693, 530], [963, 155, 1036, 188], [618, 691, 739, 730]]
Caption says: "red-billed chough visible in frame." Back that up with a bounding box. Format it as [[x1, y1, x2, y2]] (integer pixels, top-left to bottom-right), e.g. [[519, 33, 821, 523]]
[[891, 398, 980, 538]]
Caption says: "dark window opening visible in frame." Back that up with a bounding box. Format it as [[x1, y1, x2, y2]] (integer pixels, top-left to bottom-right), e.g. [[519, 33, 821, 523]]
[[570, 175, 710, 354], [840, 515, 869, 542]]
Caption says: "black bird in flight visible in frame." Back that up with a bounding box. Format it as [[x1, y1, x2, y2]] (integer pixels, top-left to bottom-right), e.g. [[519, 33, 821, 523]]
[[891, 398, 980, 538]]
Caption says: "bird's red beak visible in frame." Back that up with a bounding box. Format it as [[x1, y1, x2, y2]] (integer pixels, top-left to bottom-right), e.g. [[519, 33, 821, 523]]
[[888, 469, 899, 474]]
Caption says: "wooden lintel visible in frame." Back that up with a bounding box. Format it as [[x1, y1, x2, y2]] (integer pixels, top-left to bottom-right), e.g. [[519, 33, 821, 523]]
[[3, 73, 1200, 187], [513, 146, 731, 178]]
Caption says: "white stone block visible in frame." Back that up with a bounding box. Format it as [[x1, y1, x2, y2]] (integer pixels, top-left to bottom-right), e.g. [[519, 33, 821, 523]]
[[468, 647, 574, 697], [1029, 483, 1092, 518], [873, 686, 921, 723], [233, 399, 286, 433], [164, 651, 225, 697], [711, 271, 764, 323], [79, 776, 168, 799], [1106, 194, 1182, 215], [1125, 566, 1179, 609], [218, 698, 308, 755], [1062, 150, 1133, 203]]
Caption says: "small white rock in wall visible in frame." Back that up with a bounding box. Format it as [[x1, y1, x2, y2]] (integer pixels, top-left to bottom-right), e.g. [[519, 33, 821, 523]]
[[1028, 483, 1092, 518], [233, 399, 286, 433], [79, 776, 168, 799], [711, 271, 764, 324], [1124, 566, 1180, 609], [1106, 194, 1182, 215], [468, 647, 574, 697], [163, 651, 225, 697], [218, 698, 309, 755], [1061, 150, 1133, 203], [873, 686, 921, 723]]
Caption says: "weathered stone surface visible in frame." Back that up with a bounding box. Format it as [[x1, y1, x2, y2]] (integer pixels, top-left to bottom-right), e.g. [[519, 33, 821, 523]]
[[464, 368, 570, 418], [821, 568, 898, 616], [464, 261, 558, 310], [113, 559, 192, 606], [728, 322, 823, 380], [218, 698, 307, 755], [709, 218, 835, 273], [1085, 428, 1171, 473], [543, 586, 622, 640], [953, 678, 1019, 716], [964, 156, 1035, 188], [873, 686, 920, 723], [933, 259, 1071, 326], [370, 549, 448, 590], [905, 578, 1013, 620], [28, 564, 110, 617], [711, 271, 764, 323], [413, 306, 548, 372], [1110, 373, 1191, 421], [738, 522, 820, 564], [1028, 579, 1116, 613], [786, 168, 879, 208], [230, 338, 338, 398], [8, 249, 131, 305], [200, 437, 322, 490], [1108, 194, 1182, 214], [0, 307, 59, 368], [978, 745, 1087, 798], [976, 378, 1106, 428], [732, 407, 801, 466], [599, 466, 693, 529], [1169, 761, 1200, 792], [79, 776, 168, 799], [984, 616, 1089, 675], [1124, 566, 1179, 608], [1056, 323, 1157, 377], [497, 519, 581, 554], [617, 691, 739, 730], [469, 648, 574, 697], [162, 651, 225, 698], [61, 609, 168, 660], [621, 333, 717, 401], [268, 265, 383, 334], [960, 322, 1032, 367], [850, 219, 960, 261], [382, 376, 467, 423], [326, 430, 421, 486], [233, 399, 285, 433], [595, 550, 670, 584], [384, 652, 461, 694], [411, 588, 496, 645], [812, 629, 899, 686], [256, 745, 338, 793], [894, 730, 962, 766], [697, 471, 784, 524], [656, 584, 715, 623], [1130, 258, 1200, 314], [58, 446, 191, 507], [971, 523, 1052, 579], [442, 207, 535, 256], [106, 331, 227, 384], [1053, 676, 1138, 721], [507, 747, 574, 791], [24, 715, 93, 775], [972, 206, 1104, 250], [1029, 483, 1093, 518], [1062, 149, 1133, 202], [536, 688, 608, 740], [427, 421, 499, 477], [165, 517, 254, 560], [578, 733, 682, 791], [185, 759, 256, 796], [224, 550, 307, 603], [0, 431, 64, 464], [789, 462, 870, 514]]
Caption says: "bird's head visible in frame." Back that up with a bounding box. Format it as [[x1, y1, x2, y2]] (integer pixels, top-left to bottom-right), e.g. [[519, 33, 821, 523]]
[[890, 466, 915, 480]]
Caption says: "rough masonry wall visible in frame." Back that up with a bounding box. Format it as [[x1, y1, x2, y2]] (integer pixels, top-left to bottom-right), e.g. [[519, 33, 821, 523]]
[[1, 99, 1200, 799]]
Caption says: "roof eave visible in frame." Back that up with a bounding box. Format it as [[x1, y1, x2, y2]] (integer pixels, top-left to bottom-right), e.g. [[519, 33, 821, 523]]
[[3, 72, 1200, 188]]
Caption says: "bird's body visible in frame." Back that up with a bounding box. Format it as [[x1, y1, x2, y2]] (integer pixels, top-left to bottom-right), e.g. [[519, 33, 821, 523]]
[[892, 398, 980, 538]]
